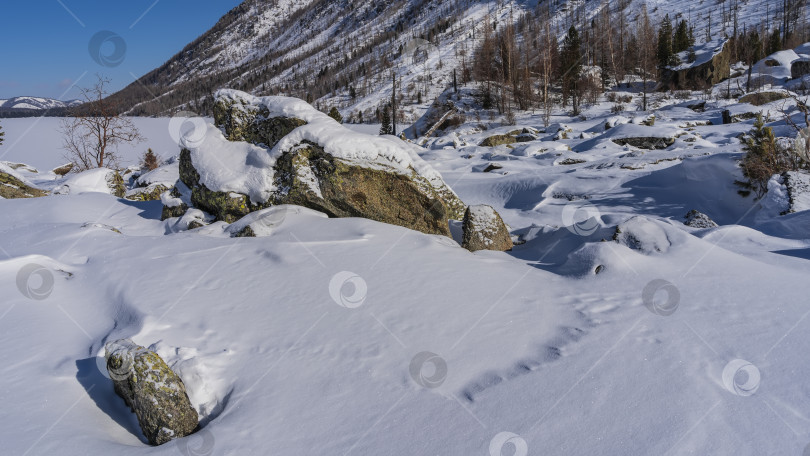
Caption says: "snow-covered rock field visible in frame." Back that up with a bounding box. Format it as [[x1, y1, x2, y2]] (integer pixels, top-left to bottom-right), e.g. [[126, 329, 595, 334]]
[[3, 73, 810, 454]]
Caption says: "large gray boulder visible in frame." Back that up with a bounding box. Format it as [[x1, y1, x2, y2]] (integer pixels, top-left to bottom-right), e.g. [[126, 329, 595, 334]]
[[105, 339, 198, 445], [163, 90, 472, 236], [461, 205, 513, 252]]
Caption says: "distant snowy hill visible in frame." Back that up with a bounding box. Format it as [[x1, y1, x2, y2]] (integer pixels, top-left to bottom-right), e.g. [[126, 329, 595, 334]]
[[110, 0, 776, 118], [0, 96, 81, 112]]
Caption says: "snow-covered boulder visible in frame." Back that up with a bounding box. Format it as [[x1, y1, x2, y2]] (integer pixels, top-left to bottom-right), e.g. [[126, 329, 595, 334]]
[[126, 161, 179, 201], [603, 123, 679, 150], [613, 216, 671, 254], [548, 123, 573, 140], [169, 90, 469, 236], [661, 39, 730, 90], [53, 168, 125, 197], [227, 205, 327, 237], [105, 339, 198, 446], [683, 209, 718, 228], [461, 204, 512, 252], [754, 49, 800, 84], [604, 115, 630, 130]]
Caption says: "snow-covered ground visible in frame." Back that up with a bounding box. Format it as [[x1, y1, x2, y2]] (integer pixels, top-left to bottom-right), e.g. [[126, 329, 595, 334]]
[[4, 53, 810, 455]]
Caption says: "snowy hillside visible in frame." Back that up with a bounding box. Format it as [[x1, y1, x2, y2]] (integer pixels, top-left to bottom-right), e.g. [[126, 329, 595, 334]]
[[111, 0, 779, 119]]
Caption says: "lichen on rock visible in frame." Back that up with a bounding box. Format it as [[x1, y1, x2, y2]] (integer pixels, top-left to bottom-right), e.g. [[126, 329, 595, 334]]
[[273, 142, 454, 236], [105, 339, 198, 446], [461, 204, 512, 252]]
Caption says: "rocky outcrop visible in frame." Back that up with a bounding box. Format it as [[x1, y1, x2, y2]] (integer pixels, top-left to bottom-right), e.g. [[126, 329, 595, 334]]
[[0, 171, 46, 199], [164, 90, 474, 236], [684, 210, 718, 228], [479, 134, 517, 147], [461, 205, 512, 252], [661, 39, 730, 90], [612, 137, 675, 150], [105, 339, 198, 446]]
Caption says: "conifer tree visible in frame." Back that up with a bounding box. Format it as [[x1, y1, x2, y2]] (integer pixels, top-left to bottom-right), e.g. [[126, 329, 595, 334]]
[[0, 121, 4, 148], [673, 20, 690, 54], [657, 14, 674, 69], [740, 114, 779, 198], [379, 105, 392, 135], [328, 106, 343, 123], [141, 148, 159, 171], [767, 29, 781, 55]]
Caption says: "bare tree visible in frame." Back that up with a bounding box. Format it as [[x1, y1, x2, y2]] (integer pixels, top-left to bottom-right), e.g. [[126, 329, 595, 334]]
[[61, 75, 144, 171], [636, 5, 657, 111], [538, 13, 556, 127]]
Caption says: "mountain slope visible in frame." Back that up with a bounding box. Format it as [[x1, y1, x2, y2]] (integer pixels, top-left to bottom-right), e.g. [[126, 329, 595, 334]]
[[0, 96, 81, 117], [110, 0, 784, 119]]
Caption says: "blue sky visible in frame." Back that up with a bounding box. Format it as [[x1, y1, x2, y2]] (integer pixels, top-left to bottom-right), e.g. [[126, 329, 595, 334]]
[[0, 1, 243, 100]]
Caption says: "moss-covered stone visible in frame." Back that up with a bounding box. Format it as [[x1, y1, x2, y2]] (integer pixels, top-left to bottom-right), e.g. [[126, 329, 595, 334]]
[[213, 98, 306, 147], [105, 339, 198, 446], [126, 184, 169, 202], [0, 171, 47, 199], [479, 134, 517, 147], [178, 149, 200, 188], [190, 184, 260, 223], [107, 171, 126, 198]]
